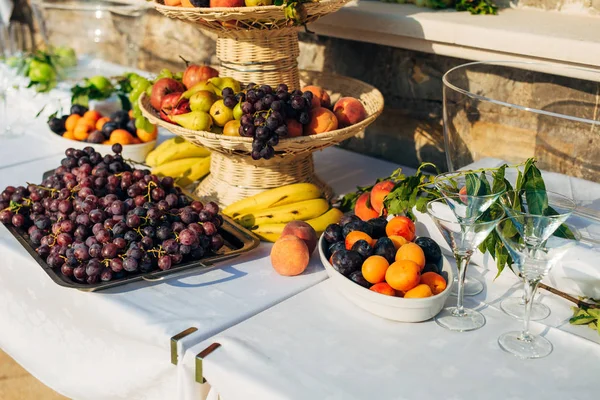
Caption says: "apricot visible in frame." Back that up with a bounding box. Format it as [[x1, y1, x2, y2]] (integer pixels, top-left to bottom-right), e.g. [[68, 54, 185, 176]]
[[137, 125, 158, 143], [65, 114, 81, 132], [420, 272, 447, 295], [281, 220, 318, 255], [302, 85, 331, 109], [385, 216, 416, 242], [388, 235, 409, 250], [333, 97, 367, 127], [354, 192, 379, 221], [62, 131, 76, 140], [95, 117, 110, 131], [385, 260, 420, 292], [370, 180, 394, 215], [83, 110, 102, 123], [270, 235, 309, 276], [73, 124, 90, 141], [370, 282, 396, 296], [395, 242, 426, 271], [404, 284, 433, 299], [131, 137, 142, 144], [110, 129, 134, 145], [345, 230, 375, 250], [362, 255, 389, 284], [304, 107, 338, 136], [164, 0, 181, 5], [77, 118, 96, 131], [129, 109, 135, 119], [286, 119, 303, 138]]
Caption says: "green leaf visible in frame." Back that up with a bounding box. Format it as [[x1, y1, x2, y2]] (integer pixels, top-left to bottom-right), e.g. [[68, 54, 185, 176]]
[[494, 242, 509, 279], [569, 309, 596, 325], [587, 309, 600, 319], [465, 173, 481, 196], [523, 163, 548, 215], [479, 171, 491, 194]]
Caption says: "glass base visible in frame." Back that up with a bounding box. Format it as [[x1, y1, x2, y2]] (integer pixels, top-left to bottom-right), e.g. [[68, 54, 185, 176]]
[[451, 276, 484, 297], [435, 307, 486, 332], [498, 331, 553, 359], [500, 297, 550, 321]]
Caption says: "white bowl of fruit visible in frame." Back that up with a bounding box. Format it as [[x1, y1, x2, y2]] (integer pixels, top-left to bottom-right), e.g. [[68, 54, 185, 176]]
[[319, 215, 453, 323]]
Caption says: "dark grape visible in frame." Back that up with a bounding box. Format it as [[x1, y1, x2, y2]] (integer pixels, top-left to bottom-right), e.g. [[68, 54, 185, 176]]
[[158, 255, 172, 271], [100, 268, 113, 282], [12, 213, 25, 227]]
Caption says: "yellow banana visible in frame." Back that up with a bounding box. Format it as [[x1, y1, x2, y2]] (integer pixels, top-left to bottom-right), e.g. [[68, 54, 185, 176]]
[[146, 137, 179, 167], [223, 183, 322, 218], [151, 156, 210, 182], [154, 137, 210, 166], [176, 157, 211, 187], [252, 207, 343, 242], [236, 198, 330, 229]]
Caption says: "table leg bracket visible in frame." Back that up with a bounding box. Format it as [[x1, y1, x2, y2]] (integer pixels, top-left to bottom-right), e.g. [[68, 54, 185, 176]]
[[170, 327, 199, 365], [195, 342, 222, 384]]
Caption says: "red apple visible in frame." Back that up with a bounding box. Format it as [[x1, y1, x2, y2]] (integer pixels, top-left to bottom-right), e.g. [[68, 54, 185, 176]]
[[210, 0, 244, 7], [159, 92, 184, 123], [182, 65, 219, 90], [151, 78, 185, 111]]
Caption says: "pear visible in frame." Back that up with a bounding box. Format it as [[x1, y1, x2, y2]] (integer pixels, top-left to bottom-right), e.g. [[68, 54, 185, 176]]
[[223, 120, 241, 136], [171, 111, 213, 131], [210, 100, 235, 127], [208, 77, 241, 95], [180, 81, 219, 100], [233, 102, 243, 120], [190, 90, 218, 113]]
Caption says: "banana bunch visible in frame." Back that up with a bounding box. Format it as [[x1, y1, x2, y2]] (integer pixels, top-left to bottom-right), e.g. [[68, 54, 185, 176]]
[[146, 137, 211, 187], [223, 183, 343, 242]]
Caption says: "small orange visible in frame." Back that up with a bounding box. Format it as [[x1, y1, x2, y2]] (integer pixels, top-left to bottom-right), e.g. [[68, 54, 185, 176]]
[[404, 284, 433, 298], [370, 282, 396, 296], [136, 125, 158, 143], [77, 118, 96, 131], [73, 124, 91, 141], [102, 140, 112, 145], [361, 255, 390, 284], [388, 235, 409, 250], [395, 242, 426, 271], [65, 114, 81, 132], [345, 230, 375, 250], [96, 117, 110, 131], [128, 109, 135, 119], [385, 260, 420, 292], [62, 131, 76, 140], [83, 110, 102, 122], [420, 272, 447, 295], [109, 129, 134, 145]]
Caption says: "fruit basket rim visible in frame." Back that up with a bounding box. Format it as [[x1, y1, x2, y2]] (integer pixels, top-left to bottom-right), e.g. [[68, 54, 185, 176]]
[[153, 0, 347, 14]]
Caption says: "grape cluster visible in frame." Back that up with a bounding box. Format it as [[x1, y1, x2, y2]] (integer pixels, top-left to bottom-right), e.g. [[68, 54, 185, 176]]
[[0, 144, 225, 285], [225, 83, 313, 161]]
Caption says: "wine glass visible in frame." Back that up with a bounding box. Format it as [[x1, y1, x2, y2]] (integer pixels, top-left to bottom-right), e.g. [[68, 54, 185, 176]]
[[498, 190, 576, 320], [427, 197, 505, 331], [434, 171, 506, 296], [495, 218, 575, 358]]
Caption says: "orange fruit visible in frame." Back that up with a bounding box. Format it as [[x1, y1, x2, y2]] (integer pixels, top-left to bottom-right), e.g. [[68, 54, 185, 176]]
[[404, 284, 433, 298], [136, 125, 158, 143], [345, 230, 375, 250], [395, 242, 426, 271], [109, 129, 134, 145], [83, 110, 102, 122], [62, 131, 76, 140], [385, 216, 416, 242], [370, 282, 396, 296], [385, 260, 420, 292], [361, 255, 390, 284], [388, 235, 409, 250], [65, 114, 81, 132], [420, 272, 447, 295], [96, 117, 110, 131], [73, 124, 91, 141], [102, 140, 111, 145], [131, 137, 142, 144], [128, 109, 135, 119], [77, 118, 96, 131]]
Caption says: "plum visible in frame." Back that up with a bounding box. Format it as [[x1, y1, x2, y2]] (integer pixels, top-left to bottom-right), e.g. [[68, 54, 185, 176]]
[[373, 237, 396, 264]]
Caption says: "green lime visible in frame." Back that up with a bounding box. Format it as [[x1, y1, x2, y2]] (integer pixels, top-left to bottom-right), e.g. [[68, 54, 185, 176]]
[[28, 61, 56, 83], [88, 76, 114, 95]]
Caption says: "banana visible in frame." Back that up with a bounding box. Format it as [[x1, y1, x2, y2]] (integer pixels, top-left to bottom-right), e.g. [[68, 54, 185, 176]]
[[146, 136, 210, 167], [236, 198, 330, 229], [176, 156, 211, 187], [252, 207, 343, 242], [151, 157, 210, 182], [223, 183, 322, 218]]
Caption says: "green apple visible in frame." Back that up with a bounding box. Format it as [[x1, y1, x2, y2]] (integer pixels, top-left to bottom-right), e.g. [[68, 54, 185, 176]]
[[190, 90, 218, 113]]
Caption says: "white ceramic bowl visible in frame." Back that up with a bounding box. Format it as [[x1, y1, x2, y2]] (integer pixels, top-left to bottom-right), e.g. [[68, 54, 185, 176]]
[[318, 235, 454, 322], [49, 130, 155, 164]]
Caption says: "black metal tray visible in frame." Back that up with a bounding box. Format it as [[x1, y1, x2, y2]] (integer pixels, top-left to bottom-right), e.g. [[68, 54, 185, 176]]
[[2, 172, 261, 292]]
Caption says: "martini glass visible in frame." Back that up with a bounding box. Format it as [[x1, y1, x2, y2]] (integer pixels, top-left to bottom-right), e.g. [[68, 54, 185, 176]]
[[435, 171, 506, 296], [427, 197, 505, 331], [498, 190, 576, 320], [495, 218, 575, 358]]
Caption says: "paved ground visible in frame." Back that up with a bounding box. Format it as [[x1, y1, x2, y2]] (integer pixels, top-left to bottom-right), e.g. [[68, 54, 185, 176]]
[[0, 349, 67, 400]]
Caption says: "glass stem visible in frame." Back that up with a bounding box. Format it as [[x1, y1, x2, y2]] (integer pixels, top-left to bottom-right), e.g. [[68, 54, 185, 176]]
[[453, 252, 471, 317], [521, 276, 540, 341]]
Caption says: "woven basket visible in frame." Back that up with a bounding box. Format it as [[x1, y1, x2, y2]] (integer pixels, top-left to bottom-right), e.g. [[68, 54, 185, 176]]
[[152, 0, 350, 37], [140, 70, 384, 206]]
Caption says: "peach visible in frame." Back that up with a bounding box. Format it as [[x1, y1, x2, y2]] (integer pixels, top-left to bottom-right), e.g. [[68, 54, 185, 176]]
[[388, 235, 409, 250], [385, 260, 420, 292], [286, 119, 303, 138], [395, 242, 426, 271], [385, 216, 416, 242], [270, 235, 309, 276], [370, 282, 396, 296], [304, 107, 338, 136], [281, 220, 318, 255], [354, 192, 379, 221], [420, 272, 447, 295], [333, 97, 367, 127], [302, 85, 331, 109], [345, 230, 375, 250], [370, 180, 394, 215], [404, 284, 433, 298]]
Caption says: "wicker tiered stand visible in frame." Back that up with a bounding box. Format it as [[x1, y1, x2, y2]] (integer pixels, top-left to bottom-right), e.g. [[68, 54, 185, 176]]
[[140, 0, 384, 206]]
